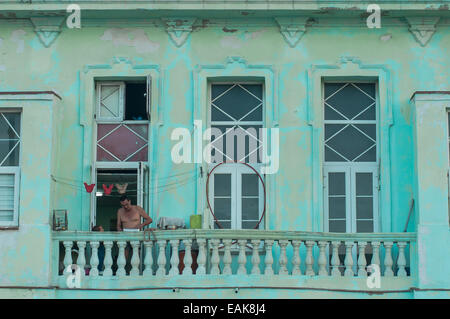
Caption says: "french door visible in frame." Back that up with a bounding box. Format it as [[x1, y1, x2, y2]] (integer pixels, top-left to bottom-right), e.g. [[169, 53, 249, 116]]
[[209, 164, 264, 230]]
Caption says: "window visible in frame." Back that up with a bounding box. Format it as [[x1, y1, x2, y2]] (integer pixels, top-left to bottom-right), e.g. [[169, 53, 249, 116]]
[[93, 79, 151, 229], [208, 83, 264, 229], [95, 80, 150, 162], [0, 112, 21, 227], [323, 83, 379, 233]]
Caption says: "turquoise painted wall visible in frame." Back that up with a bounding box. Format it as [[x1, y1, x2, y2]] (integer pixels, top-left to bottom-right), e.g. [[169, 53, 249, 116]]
[[0, 1, 449, 297]]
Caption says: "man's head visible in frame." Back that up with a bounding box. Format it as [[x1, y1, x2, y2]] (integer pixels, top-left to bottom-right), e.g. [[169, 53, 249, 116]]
[[120, 195, 131, 211], [92, 225, 104, 232]]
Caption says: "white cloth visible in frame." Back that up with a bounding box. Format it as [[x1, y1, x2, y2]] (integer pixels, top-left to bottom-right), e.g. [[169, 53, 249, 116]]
[[157, 217, 185, 229]]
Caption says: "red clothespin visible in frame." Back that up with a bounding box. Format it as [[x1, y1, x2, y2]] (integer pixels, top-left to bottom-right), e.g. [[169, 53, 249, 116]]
[[84, 183, 95, 193], [102, 184, 114, 195]]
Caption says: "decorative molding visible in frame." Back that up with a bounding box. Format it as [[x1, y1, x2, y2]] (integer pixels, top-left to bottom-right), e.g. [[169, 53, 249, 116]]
[[162, 18, 197, 48], [405, 17, 440, 47], [274, 17, 310, 48], [30, 16, 65, 48]]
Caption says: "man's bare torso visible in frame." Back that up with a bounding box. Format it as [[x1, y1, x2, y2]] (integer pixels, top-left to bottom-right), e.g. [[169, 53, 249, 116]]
[[118, 206, 141, 229]]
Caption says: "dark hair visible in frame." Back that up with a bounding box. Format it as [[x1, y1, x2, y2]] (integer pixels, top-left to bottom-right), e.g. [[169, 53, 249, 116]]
[[92, 225, 102, 231], [119, 195, 129, 202]]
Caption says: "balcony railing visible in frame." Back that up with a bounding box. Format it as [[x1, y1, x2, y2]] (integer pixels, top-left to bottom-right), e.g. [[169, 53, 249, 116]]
[[52, 230, 416, 290]]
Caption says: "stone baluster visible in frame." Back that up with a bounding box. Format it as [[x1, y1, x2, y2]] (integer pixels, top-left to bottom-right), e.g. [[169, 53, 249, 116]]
[[278, 240, 289, 275], [397, 242, 407, 277], [210, 239, 221, 275], [116, 241, 127, 277], [182, 239, 193, 275], [143, 241, 153, 277], [383, 241, 394, 277], [77, 241, 86, 278], [63, 241, 73, 270], [318, 241, 328, 276], [331, 241, 341, 277], [237, 240, 247, 275], [196, 239, 207, 275], [357, 241, 367, 277], [222, 239, 232, 275], [264, 240, 274, 275], [103, 241, 113, 277], [291, 240, 302, 275], [344, 241, 354, 277], [168, 240, 180, 276], [156, 240, 167, 276], [251, 239, 261, 275], [90, 241, 100, 278], [371, 241, 380, 268], [130, 241, 141, 276], [305, 241, 315, 276]]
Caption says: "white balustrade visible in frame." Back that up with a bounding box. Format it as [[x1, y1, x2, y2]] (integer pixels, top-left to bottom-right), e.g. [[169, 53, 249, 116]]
[[264, 240, 274, 275], [383, 241, 394, 277], [357, 241, 367, 277], [156, 240, 167, 276], [103, 241, 113, 277], [182, 239, 193, 275], [291, 240, 302, 275], [117, 241, 127, 277], [130, 241, 141, 276], [305, 241, 315, 276], [278, 240, 289, 275], [55, 232, 414, 282], [331, 241, 341, 277], [210, 239, 221, 275], [143, 241, 153, 276], [344, 241, 354, 277], [397, 242, 407, 277], [90, 241, 100, 278], [222, 239, 232, 275], [251, 239, 261, 275], [318, 241, 328, 276], [196, 239, 206, 275]]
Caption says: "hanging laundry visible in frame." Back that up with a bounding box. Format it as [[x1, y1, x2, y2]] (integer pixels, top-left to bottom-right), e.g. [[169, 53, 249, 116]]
[[102, 184, 114, 195], [84, 183, 95, 193], [115, 183, 128, 194]]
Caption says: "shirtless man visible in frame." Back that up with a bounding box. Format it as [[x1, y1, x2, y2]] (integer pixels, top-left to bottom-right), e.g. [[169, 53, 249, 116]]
[[116, 195, 152, 231]]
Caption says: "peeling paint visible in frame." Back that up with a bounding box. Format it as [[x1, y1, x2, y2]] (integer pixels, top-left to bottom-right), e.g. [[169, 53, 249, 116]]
[[100, 28, 160, 53]]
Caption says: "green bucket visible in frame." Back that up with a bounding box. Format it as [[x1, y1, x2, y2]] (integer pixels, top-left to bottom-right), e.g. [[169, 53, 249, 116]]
[[190, 215, 202, 229]]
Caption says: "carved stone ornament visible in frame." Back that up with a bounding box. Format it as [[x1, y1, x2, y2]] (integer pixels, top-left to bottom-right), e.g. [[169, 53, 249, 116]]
[[405, 17, 440, 47], [274, 17, 310, 48], [30, 16, 65, 48], [162, 18, 197, 48]]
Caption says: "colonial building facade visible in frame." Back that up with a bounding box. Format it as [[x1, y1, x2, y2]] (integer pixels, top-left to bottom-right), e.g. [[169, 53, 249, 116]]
[[0, 0, 449, 298]]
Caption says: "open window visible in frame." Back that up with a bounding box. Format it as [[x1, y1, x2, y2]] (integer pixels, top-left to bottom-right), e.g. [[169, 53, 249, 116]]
[[96, 79, 150, 122], [92, 163, 149, 231], [92, 78, 151, 230]]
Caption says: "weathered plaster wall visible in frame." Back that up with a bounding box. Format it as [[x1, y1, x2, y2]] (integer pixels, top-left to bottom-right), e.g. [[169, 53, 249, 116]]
[[0, 96, 59, 286], [0, 8, 449, 296]]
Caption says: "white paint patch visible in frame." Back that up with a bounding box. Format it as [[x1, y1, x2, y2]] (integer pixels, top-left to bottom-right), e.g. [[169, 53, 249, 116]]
[[11, 29, 26, 54], [0, 65, 5, 72], [380, 34, 392, 42], [220, 35, 242, 49], [100, 28, 160, 53]]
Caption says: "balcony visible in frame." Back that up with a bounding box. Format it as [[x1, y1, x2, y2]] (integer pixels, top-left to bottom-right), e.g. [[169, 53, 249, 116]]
[[52, 230, 416, 292]]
